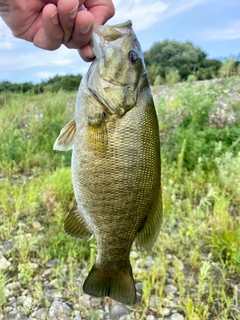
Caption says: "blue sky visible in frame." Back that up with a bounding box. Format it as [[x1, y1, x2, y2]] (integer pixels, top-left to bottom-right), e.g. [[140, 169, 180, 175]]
[[0, 0, 240, 84]]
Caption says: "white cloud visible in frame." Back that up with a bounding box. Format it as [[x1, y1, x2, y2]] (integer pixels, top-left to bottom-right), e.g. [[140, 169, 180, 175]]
[[165, 0, 211, 18], [110, 0, 168, 31], [109, 0, 214, 31], [0, 46, 80, 70], [0, 19, 17, 49], [35, 71, 65, 80], [203, 21, 240, 40]]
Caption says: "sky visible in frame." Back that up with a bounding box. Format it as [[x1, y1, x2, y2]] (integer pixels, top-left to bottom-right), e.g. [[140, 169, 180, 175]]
[[0, 0, 240, 84]]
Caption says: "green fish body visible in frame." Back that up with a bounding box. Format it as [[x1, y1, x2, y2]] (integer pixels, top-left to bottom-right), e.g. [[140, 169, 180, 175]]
[[54, 20, 162, 305]]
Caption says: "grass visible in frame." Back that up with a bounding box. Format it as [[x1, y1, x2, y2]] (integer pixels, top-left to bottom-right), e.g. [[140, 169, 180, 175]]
[[0, 78, 240, 318]]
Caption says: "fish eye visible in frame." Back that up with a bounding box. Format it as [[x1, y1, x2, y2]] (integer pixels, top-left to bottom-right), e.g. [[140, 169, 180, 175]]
[[128, 50, 139, 63]]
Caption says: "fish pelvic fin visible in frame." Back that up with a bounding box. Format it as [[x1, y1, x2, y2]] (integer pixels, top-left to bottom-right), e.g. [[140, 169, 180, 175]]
[[83, 262, 136, 305], [64, 201, 93, 240], [136, 187, 162, 251], [53, 118, 76, 151]]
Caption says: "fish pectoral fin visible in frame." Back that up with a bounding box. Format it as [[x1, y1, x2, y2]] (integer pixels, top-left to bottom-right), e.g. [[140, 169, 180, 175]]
[[64, 201, 93, 241], [83, 262, 136, 305], [53, 118, 76, 151], [136, 187, 162, 251]]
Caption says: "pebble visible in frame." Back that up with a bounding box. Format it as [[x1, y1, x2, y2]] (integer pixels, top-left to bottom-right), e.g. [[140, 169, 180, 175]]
[[146, 315, 155, 320], [44, 289, 62, 302], [0, 253, 11, 270], [148, 295, 161, 310], [3, 240, 13, 254], [32, 221, 42, 229], [164, 285, 178, 296], [48, 300, 73, 319], [171, 313, 184, 320], [45, 259, 60, 268], [110, 303, 131, 319], [162, 307, 171, 316], [31, 308, 48, 320], [23, 296, 33, 310]]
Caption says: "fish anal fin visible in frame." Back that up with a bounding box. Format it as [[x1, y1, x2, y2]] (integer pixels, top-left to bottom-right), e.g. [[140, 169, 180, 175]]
[[136, 188, 162, 251], [83, 262, 136, 305], [64, 201, 93, 241], [53, 118, 76, 151]]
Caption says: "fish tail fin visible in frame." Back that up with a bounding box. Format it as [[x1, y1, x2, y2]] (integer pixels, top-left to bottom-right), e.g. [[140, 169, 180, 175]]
[[83, 261, 136, 305]]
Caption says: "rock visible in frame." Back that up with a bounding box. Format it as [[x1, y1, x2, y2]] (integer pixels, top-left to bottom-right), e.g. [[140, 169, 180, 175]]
[[31, 308, 48, 320], [0, 253, 11, 270], [144, 256, 155, 268], [45, 259, 59, 268], [135, 282, 143, 294], [44, 290, 62, 302], [3, 313, 28, 320], [110, 303, 131, 319], [171, 313, 184, 320], [42, 268, 52, 277], [130, 251, 139, 259], [164, 285, 177, 296], [162, 307, 171, 316], [148, 295, 161, 310], [79, 294, 91, 308], [73, 310, 82, 320], [146, 315, 155, 320], [23, 296, 33, 310], [48, 300, 73, 319], [32, 221, 42, 229], [3, 241, 13, 254]]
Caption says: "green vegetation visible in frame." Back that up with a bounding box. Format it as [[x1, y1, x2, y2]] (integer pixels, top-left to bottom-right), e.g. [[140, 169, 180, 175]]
[[1, 77, 240, 318], [0, 74, 82, 95], [144, 40, 240, 85]]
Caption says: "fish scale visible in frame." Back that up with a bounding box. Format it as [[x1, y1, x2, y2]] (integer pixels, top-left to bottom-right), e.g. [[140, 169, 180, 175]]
[[53, 20, 162, 305]]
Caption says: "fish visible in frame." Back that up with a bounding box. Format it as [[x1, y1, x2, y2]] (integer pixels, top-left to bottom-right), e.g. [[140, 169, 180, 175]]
[[53, 20, 162, 305]]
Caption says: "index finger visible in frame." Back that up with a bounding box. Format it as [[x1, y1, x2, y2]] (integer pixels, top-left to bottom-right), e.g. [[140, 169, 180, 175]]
[[84, 0, 115, 24]]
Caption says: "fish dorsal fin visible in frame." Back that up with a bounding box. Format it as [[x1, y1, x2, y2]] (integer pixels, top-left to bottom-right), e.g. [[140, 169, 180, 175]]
[[135, 188, 162, 251], [64, 201, 93, 241], [53, 119, 76, 151]]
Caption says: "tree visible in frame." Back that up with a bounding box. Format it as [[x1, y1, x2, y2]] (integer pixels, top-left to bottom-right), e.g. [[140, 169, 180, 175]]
[[144, 40, 222, 84]]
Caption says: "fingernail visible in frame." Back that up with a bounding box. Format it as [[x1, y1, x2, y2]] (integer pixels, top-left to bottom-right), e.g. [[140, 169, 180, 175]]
[[69, 3, 79, 19], [51, 11, 59, 25], [79, 24, 92, 34]]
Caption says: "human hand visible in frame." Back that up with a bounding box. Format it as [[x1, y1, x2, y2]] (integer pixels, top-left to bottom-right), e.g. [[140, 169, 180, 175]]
[[0, 0, 115, 61]]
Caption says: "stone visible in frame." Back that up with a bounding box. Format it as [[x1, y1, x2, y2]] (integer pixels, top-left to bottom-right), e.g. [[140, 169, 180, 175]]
[[73, 310, 82, 320], [23, 296, 33, 310], [3, 241, 13, 254], [44, 290, 62, 302], [162, 307, 171, 316], [148, 295, 161, 310], [0, 253, 11, 270], [45, 259, 59, 268], [110, 303, 131, 319], [48, 300, 73, 319], [171, 313, 184, 320], [31, 308, 48, 320], [32, 221, 42, 229], [164, 285, 177, 296], [146, 315, 155, 320]]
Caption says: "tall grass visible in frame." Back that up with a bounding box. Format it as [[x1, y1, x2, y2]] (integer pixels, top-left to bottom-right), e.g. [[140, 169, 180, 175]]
[[1, 78, 240, 318]]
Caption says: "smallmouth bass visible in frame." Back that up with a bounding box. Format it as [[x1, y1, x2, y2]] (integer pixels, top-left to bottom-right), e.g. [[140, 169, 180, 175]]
[[53, 20, 162, 305]]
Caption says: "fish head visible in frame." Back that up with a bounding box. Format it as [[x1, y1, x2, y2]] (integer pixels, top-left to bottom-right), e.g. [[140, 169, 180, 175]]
[[88, 20, 147, 116]]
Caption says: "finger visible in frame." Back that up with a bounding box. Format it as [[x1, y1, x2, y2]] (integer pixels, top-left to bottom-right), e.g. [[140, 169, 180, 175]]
[[33, 4, 64, 50], [66, 10, 94, 49], [84, 0, 115, 24], [57, 0, 81, 44], [78, 44, 95, 62]]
